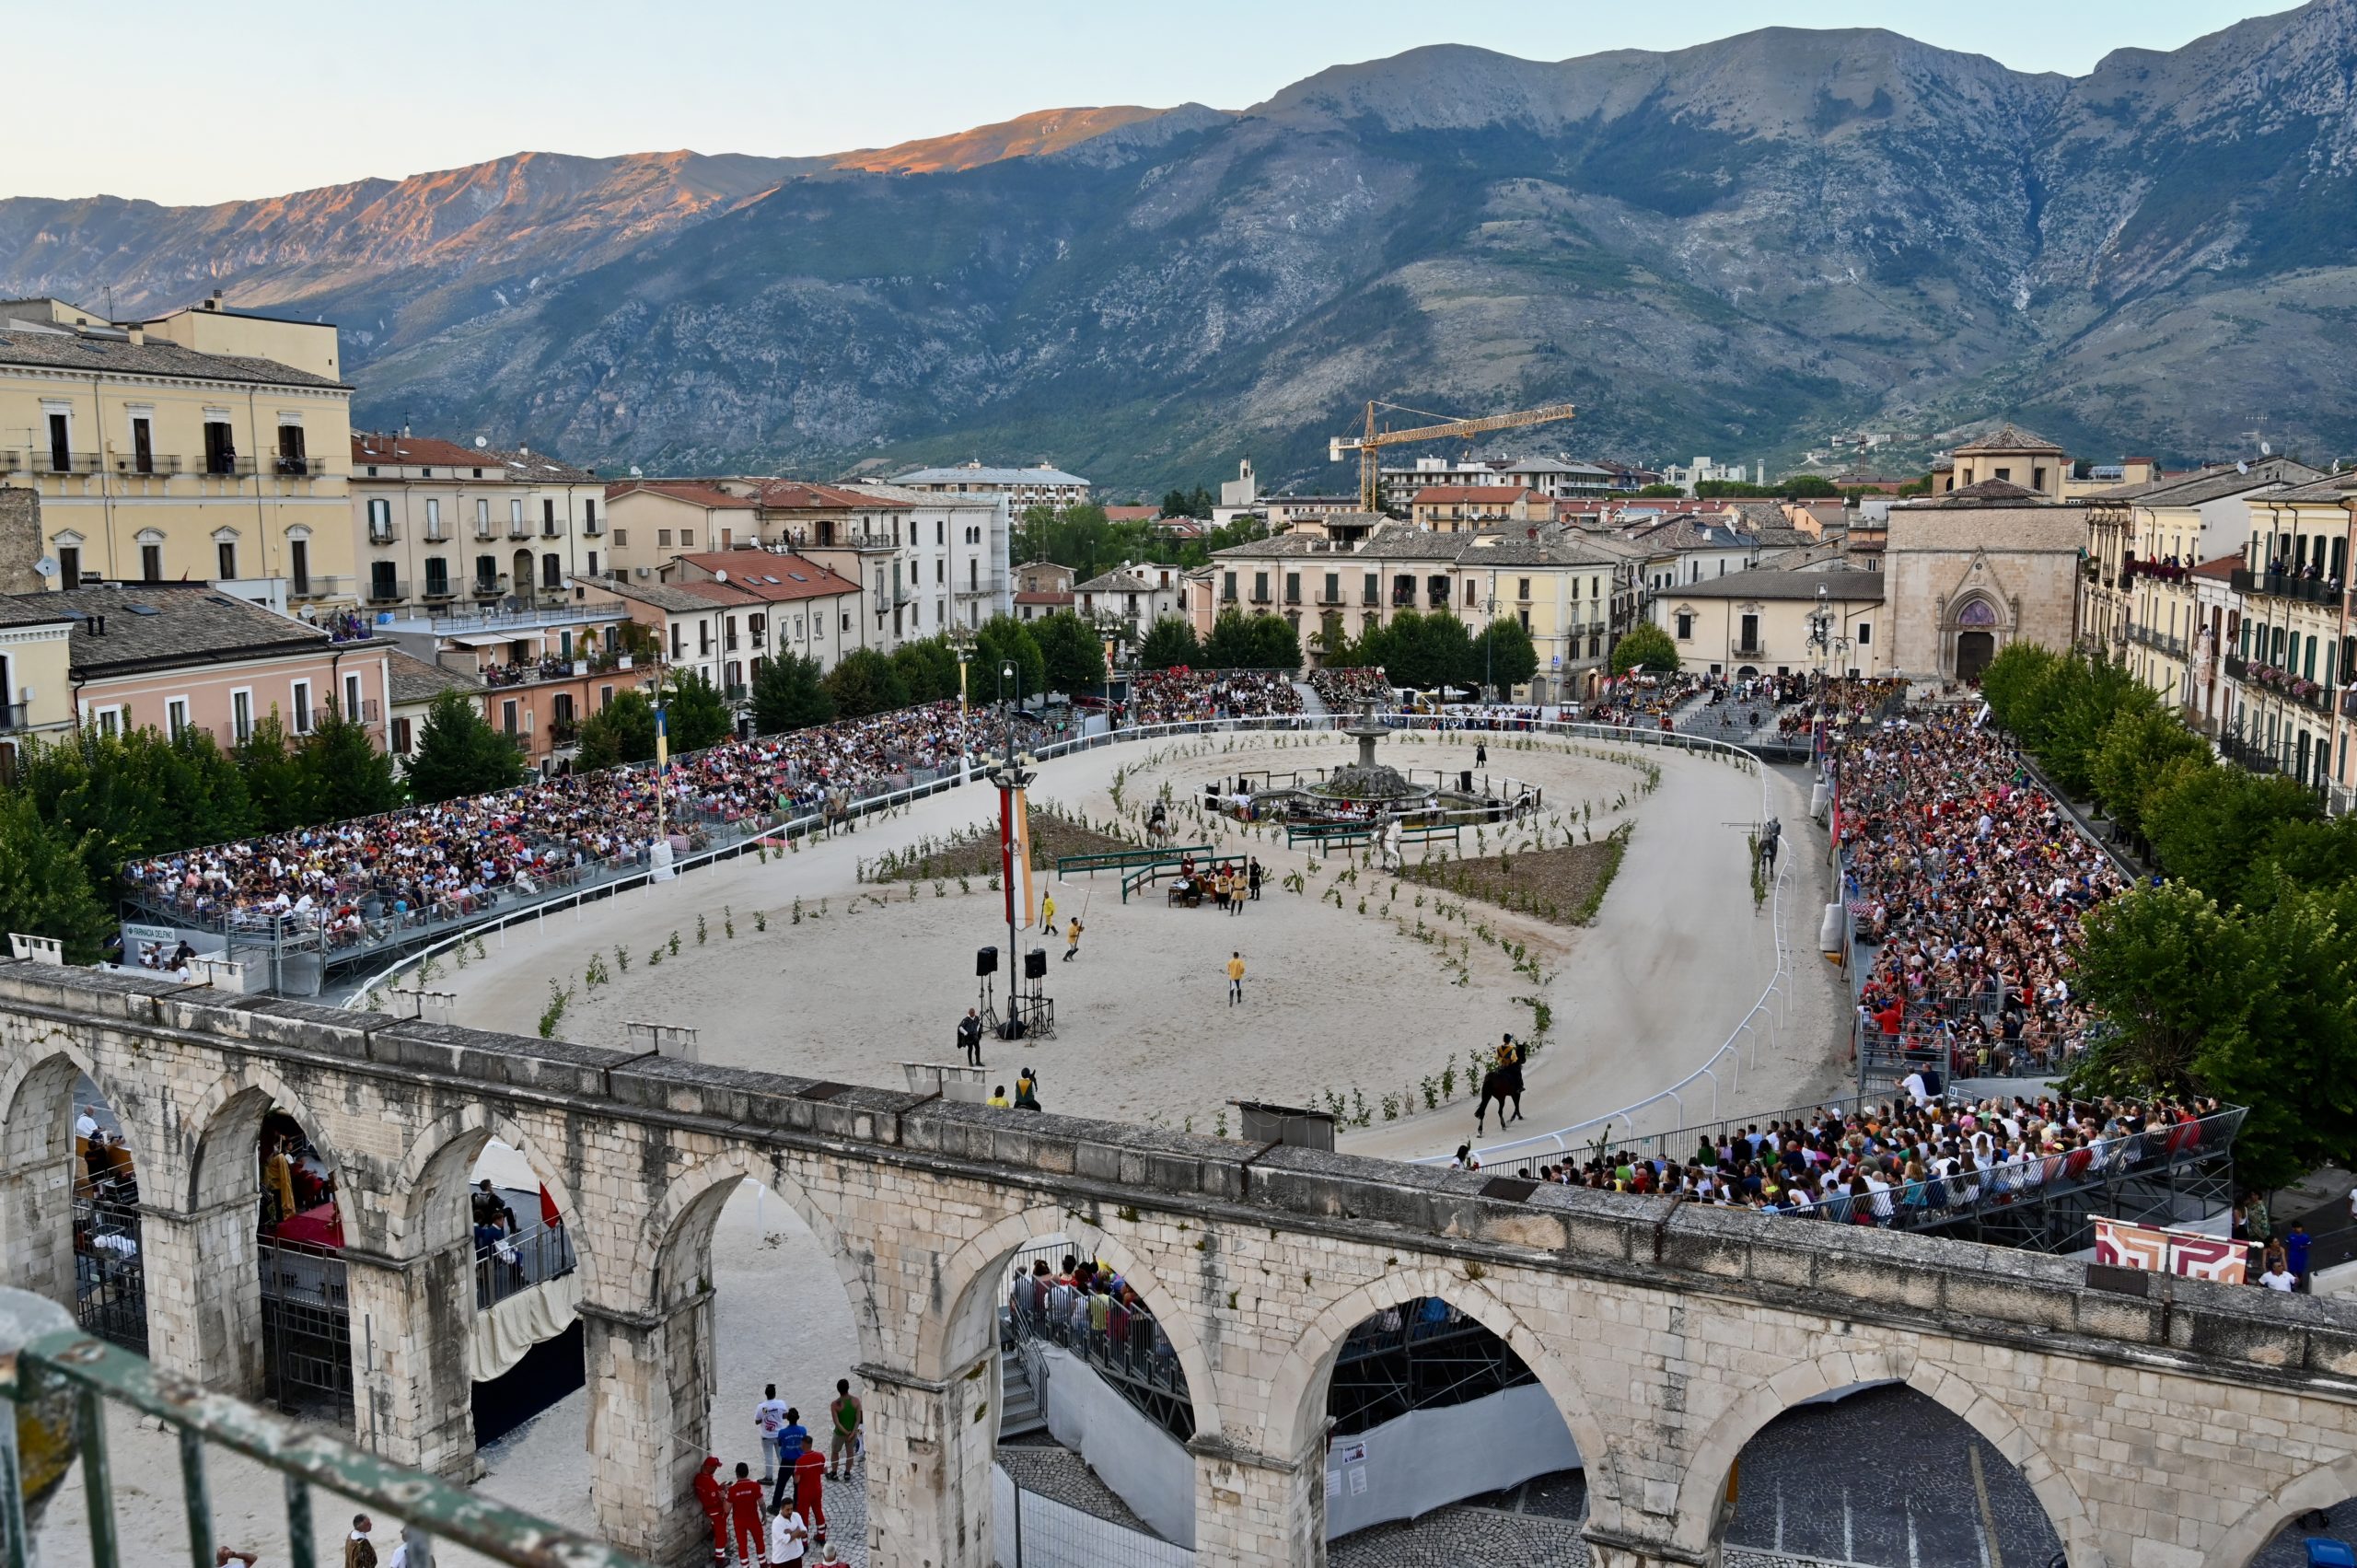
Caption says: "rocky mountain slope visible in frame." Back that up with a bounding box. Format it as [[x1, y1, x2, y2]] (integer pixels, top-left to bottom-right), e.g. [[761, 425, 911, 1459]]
[[5, 4, 2354, 486]]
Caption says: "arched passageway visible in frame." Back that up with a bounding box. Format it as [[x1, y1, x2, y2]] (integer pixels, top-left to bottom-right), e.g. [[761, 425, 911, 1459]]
[[1709, 1382, 2067, 1567], [0, 1052, 148, 1354]]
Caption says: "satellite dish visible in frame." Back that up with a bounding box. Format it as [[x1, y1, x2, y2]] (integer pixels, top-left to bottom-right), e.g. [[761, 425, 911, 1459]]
[[2237, 460, 2249, 475], [474, 436, 490, 448], [2260, 440, 2273, 456], [33, 556, 57, 579], [714, 569, 728, 582], [630, 465, 644, 478]]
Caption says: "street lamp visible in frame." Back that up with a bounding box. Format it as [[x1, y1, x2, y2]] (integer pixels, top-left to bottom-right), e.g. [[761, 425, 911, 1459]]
[[1484, 569, 1498, 707], [989, 660, 1028, 1033]]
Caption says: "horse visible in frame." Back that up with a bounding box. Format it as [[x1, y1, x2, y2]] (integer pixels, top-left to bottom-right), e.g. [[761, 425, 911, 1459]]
[[1473, 1056, 1525, 1135]]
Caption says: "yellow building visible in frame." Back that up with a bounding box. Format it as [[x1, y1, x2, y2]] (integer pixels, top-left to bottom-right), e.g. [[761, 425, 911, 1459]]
[[2235, 470, 2357, 796], [351, 432, 607, 612], [1655, 567, 1890, 679], [0, 296, 354, 600], [1937, 424, 2068, 500]]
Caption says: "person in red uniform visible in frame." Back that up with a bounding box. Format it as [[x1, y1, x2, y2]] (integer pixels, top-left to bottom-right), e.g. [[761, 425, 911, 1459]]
[[791, 1442, 827, 1532], [692, 1455, 728, 1562], [724, 1461, 766, 1566]]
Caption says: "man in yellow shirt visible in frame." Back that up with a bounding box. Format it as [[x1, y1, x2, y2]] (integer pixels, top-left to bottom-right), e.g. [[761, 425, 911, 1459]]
[[986, 1086, 1012, 1109], [1039, 890, 1056, 930], [1226, 951, 1246, 1005]]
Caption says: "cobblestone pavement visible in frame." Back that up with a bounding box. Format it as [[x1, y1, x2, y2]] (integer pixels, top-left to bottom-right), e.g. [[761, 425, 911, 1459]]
[[1721, 1386, 2061, 1566], [2253, 1505, 2357, 1567], [995, 1437, 1159, 1538], [1329, 1469, 1591, 1567]]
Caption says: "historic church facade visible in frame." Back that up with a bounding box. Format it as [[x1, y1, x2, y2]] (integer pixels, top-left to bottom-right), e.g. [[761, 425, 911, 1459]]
[[1885, 428, 2086, 682]]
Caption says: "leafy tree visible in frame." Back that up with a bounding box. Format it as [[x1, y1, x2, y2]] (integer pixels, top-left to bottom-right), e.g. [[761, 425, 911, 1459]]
[[974, 614, 1046, 703], [1978, 642, 2063, 736], [2141, 758, 2320, 905], [575, 690, 657, 771], [1033, 611, 1108, 695], [1202, 610, 1258, 669], [1472, 617, 1539, 691], [168, 727, 258, 847], [1137, 616, 1201, 671], [752, 653, 837, 734], [2087, 706, 2209, 839], [2034, 656, 2154, 799], [1636, 483, 1685, 498], [1782, 475, 1840, 498], [0, 793, 116, 964], [1248, 613, 1300, 672], [660, 668, 735, 753], [2063, 881, 2250, 1095], [299, 706, 403, 821], [889, 637, 961, 704], [237, 717, 316, 833], [1610, 621, 1680, 676], [404, 691, 525, 804], [824, 647, 911, 718]]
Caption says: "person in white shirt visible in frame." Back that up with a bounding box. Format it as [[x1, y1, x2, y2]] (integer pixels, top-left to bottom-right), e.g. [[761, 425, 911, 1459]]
[[768, 1504, 808, 1565], [2260, 1266, 2297, 1293], [754, 1386, 791, 1482], [1900, 1070, 1930, 1108], [74, 1106, 99, 1141]]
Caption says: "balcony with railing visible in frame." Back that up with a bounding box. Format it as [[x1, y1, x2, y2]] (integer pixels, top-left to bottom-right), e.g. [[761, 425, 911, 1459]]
[[580, 518, 603, 537], [2123, 556, 2190, 586], [420, 578, 458, 602], [287, 575, 347, 602], [508, 520, 533, 540], [366, 576, 409, 605], [2247, 567, 2341, 605], [367, 520, 399, 546], [0, 701, 27, 731], [112, 453, 184, 477], [2223, 653, 2248, 680], [470, 573, 510, 599]]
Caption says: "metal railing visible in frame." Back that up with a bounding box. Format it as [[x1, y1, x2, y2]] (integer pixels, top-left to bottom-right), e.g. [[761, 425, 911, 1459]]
[[476, 1214, 577, 1311], [0, 1319, 645, 1568], [366, 577, 408, 605]]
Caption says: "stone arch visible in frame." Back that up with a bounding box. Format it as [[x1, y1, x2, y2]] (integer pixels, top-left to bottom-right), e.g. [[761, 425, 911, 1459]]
[[0, 1032, 145, 1174], [632, 1143, 885, 1367], [2212, 1446, 2357, 1567], [0, 1036, 152, 1313], [387, 1102, 587, 1279], [1263, 1267, 1618, 1529], [1670, 1344, 2095, 1563], [911, 1204, 1225, 1441], [180, 1063, 357, 1240]]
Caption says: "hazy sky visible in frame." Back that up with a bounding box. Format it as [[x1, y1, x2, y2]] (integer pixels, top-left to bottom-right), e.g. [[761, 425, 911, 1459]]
[[4, 0, 2289, 205]]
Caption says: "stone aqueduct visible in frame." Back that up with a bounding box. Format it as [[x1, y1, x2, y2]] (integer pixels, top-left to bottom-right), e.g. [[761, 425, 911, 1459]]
[[7, 961, 2357, 1567]]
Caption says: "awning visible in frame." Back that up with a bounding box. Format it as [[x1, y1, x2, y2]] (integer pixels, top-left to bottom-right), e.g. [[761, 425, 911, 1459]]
[[445, 631, 528, 648]]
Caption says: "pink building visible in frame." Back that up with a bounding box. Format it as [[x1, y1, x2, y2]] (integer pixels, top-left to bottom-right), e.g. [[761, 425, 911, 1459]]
[[52, 582, 389, 749]]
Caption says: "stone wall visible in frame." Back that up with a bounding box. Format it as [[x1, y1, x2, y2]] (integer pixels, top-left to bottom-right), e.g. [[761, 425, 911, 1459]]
[[6, 960, 2356, 1568], [0, 485, 42, 594], [1885, 503, 2084, 678]]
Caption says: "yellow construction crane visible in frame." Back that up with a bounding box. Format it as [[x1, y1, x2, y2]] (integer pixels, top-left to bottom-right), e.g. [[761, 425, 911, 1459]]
[[1330, 400, 1578, 514]]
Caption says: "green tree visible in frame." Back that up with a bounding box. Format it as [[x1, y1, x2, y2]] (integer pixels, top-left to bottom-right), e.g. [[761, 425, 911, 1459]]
[[2142, 759, 2321, 905], [1202, 610, 1258, 669], [1610, 621, 1680, 676], [1472, 617, 1539, 691], [889, 636, 961, 704], [236, 717, 316, 833], [1137, 616, 1201, 670], [404, 691, 526, 804], [660, 668, 735, 753], [1248, 613, 1300, 672], [1408, 611, 1475, 691], [2036, 656, 2154, 799], [1782, 475, 1840, 498], [1033, 611, 1108, 695], [1636, 483, 1685, 498], [824, 647, 911, 718], [1978, 642, 2064, 736], [299, 705, 403, 821], [752, 653, 837, 734], [2087, 707, 2208, 838], [974, 614, 1046, 702], [0, 793, 116, 963], [575, 690, 658, 771], [1159, 489, 1194, 519], [168, 727, 258, 848]]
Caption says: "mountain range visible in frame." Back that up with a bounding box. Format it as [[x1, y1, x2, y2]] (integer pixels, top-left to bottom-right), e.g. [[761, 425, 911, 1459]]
[[6, 3, 2357, 490]]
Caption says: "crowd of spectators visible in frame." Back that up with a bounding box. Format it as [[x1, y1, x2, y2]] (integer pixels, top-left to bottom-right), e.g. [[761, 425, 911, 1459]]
[[1497, 1091, 2226, 1225], [1307, 668, 1393, 710], [1583, 672, 1710, 729], [1004, 1253, 1178, 1378], [1838, 704, 2126, 1077], [121, 701, 1052, 946], [1127, 668, 1304, 726]]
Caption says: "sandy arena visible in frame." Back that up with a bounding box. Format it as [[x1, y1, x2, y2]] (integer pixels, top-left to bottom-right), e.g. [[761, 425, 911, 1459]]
[[40, 725, 1852, 1566]]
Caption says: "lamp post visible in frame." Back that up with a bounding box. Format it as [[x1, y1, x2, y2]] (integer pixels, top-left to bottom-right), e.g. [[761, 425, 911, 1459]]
[[989, 660, 1028, 1030], [1484, 569, 1498, 708]]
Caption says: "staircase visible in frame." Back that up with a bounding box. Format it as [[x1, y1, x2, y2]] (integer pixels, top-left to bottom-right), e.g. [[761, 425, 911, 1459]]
[[999, 1346, 1047, 1440]]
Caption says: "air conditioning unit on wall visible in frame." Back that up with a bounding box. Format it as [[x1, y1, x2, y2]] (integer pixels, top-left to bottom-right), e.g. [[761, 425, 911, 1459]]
[[634, 566, 651, 579]]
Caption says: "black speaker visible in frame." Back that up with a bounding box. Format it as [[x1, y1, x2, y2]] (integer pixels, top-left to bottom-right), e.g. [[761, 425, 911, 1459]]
[[1025, 947, 1048, 980], [1459, 769, 1475, 793], [976, 946, 999, 977]]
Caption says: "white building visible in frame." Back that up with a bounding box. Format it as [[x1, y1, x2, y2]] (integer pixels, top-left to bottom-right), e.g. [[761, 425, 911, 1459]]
[[886, 460, 1091, 511], [839, 479, 1010, 630], [1376, 455, 1616, 509], [1074, 563, 1187, 645], [1658, 457, 1759, 495]]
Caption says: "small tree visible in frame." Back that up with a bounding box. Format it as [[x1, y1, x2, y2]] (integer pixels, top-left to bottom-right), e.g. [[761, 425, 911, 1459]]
[[1610, 622, 1680, 676], [1202, 610, 1258, 669], [974, 613, 1046, 701], [1034, 610, 1108, 695], [576, 689, 658, 770], [237, 715, 315, 832], [661, 668, 735, 752], [825, 647, 911, 718], [753, 652, 837, 734], [1138, 616, 1201, 670], [0, 793, 116, 963], [299, 705, 404, 820], [405, 690, 526, 804], [1248, 612, 1300, 672], [1472, 616, 1539, 691]]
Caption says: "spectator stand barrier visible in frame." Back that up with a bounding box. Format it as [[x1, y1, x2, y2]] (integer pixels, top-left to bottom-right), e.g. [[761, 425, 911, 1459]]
[[1054, 845, 1212, 879], [993, 1463, 1192, 1568], [1000, 1240, 1192, 1444], [1120, 853, 1251, 907], [299, 710, 1791, 1011]]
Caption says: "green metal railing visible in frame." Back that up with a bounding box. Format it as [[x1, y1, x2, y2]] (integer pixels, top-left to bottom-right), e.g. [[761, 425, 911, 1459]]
[[1053, 843, 1212, 877], [1, 1327, 644, 1568], [1283, 820, 1465, 853], [1120, 854, 1250, 903]]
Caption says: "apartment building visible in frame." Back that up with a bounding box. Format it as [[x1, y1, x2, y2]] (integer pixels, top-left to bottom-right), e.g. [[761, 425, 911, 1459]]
[[351, 432, 608, 614], [0, 580, 389, 765], [2078, 459, 2321, 715], [1013, 561, 1075, 621], [837, 479, 1008, 632], [1377, 455, 1614, 509], [1197, 522, 1629, 702], [1074, 563, 1185, 644], [1406, 486, 1547, 531], [2233, 470, 2357, 800], [1653, 566, 1889, 679], [0, 296, 354, 603], [611, 551, 861, 699], [888, 460, 1089, 510]]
